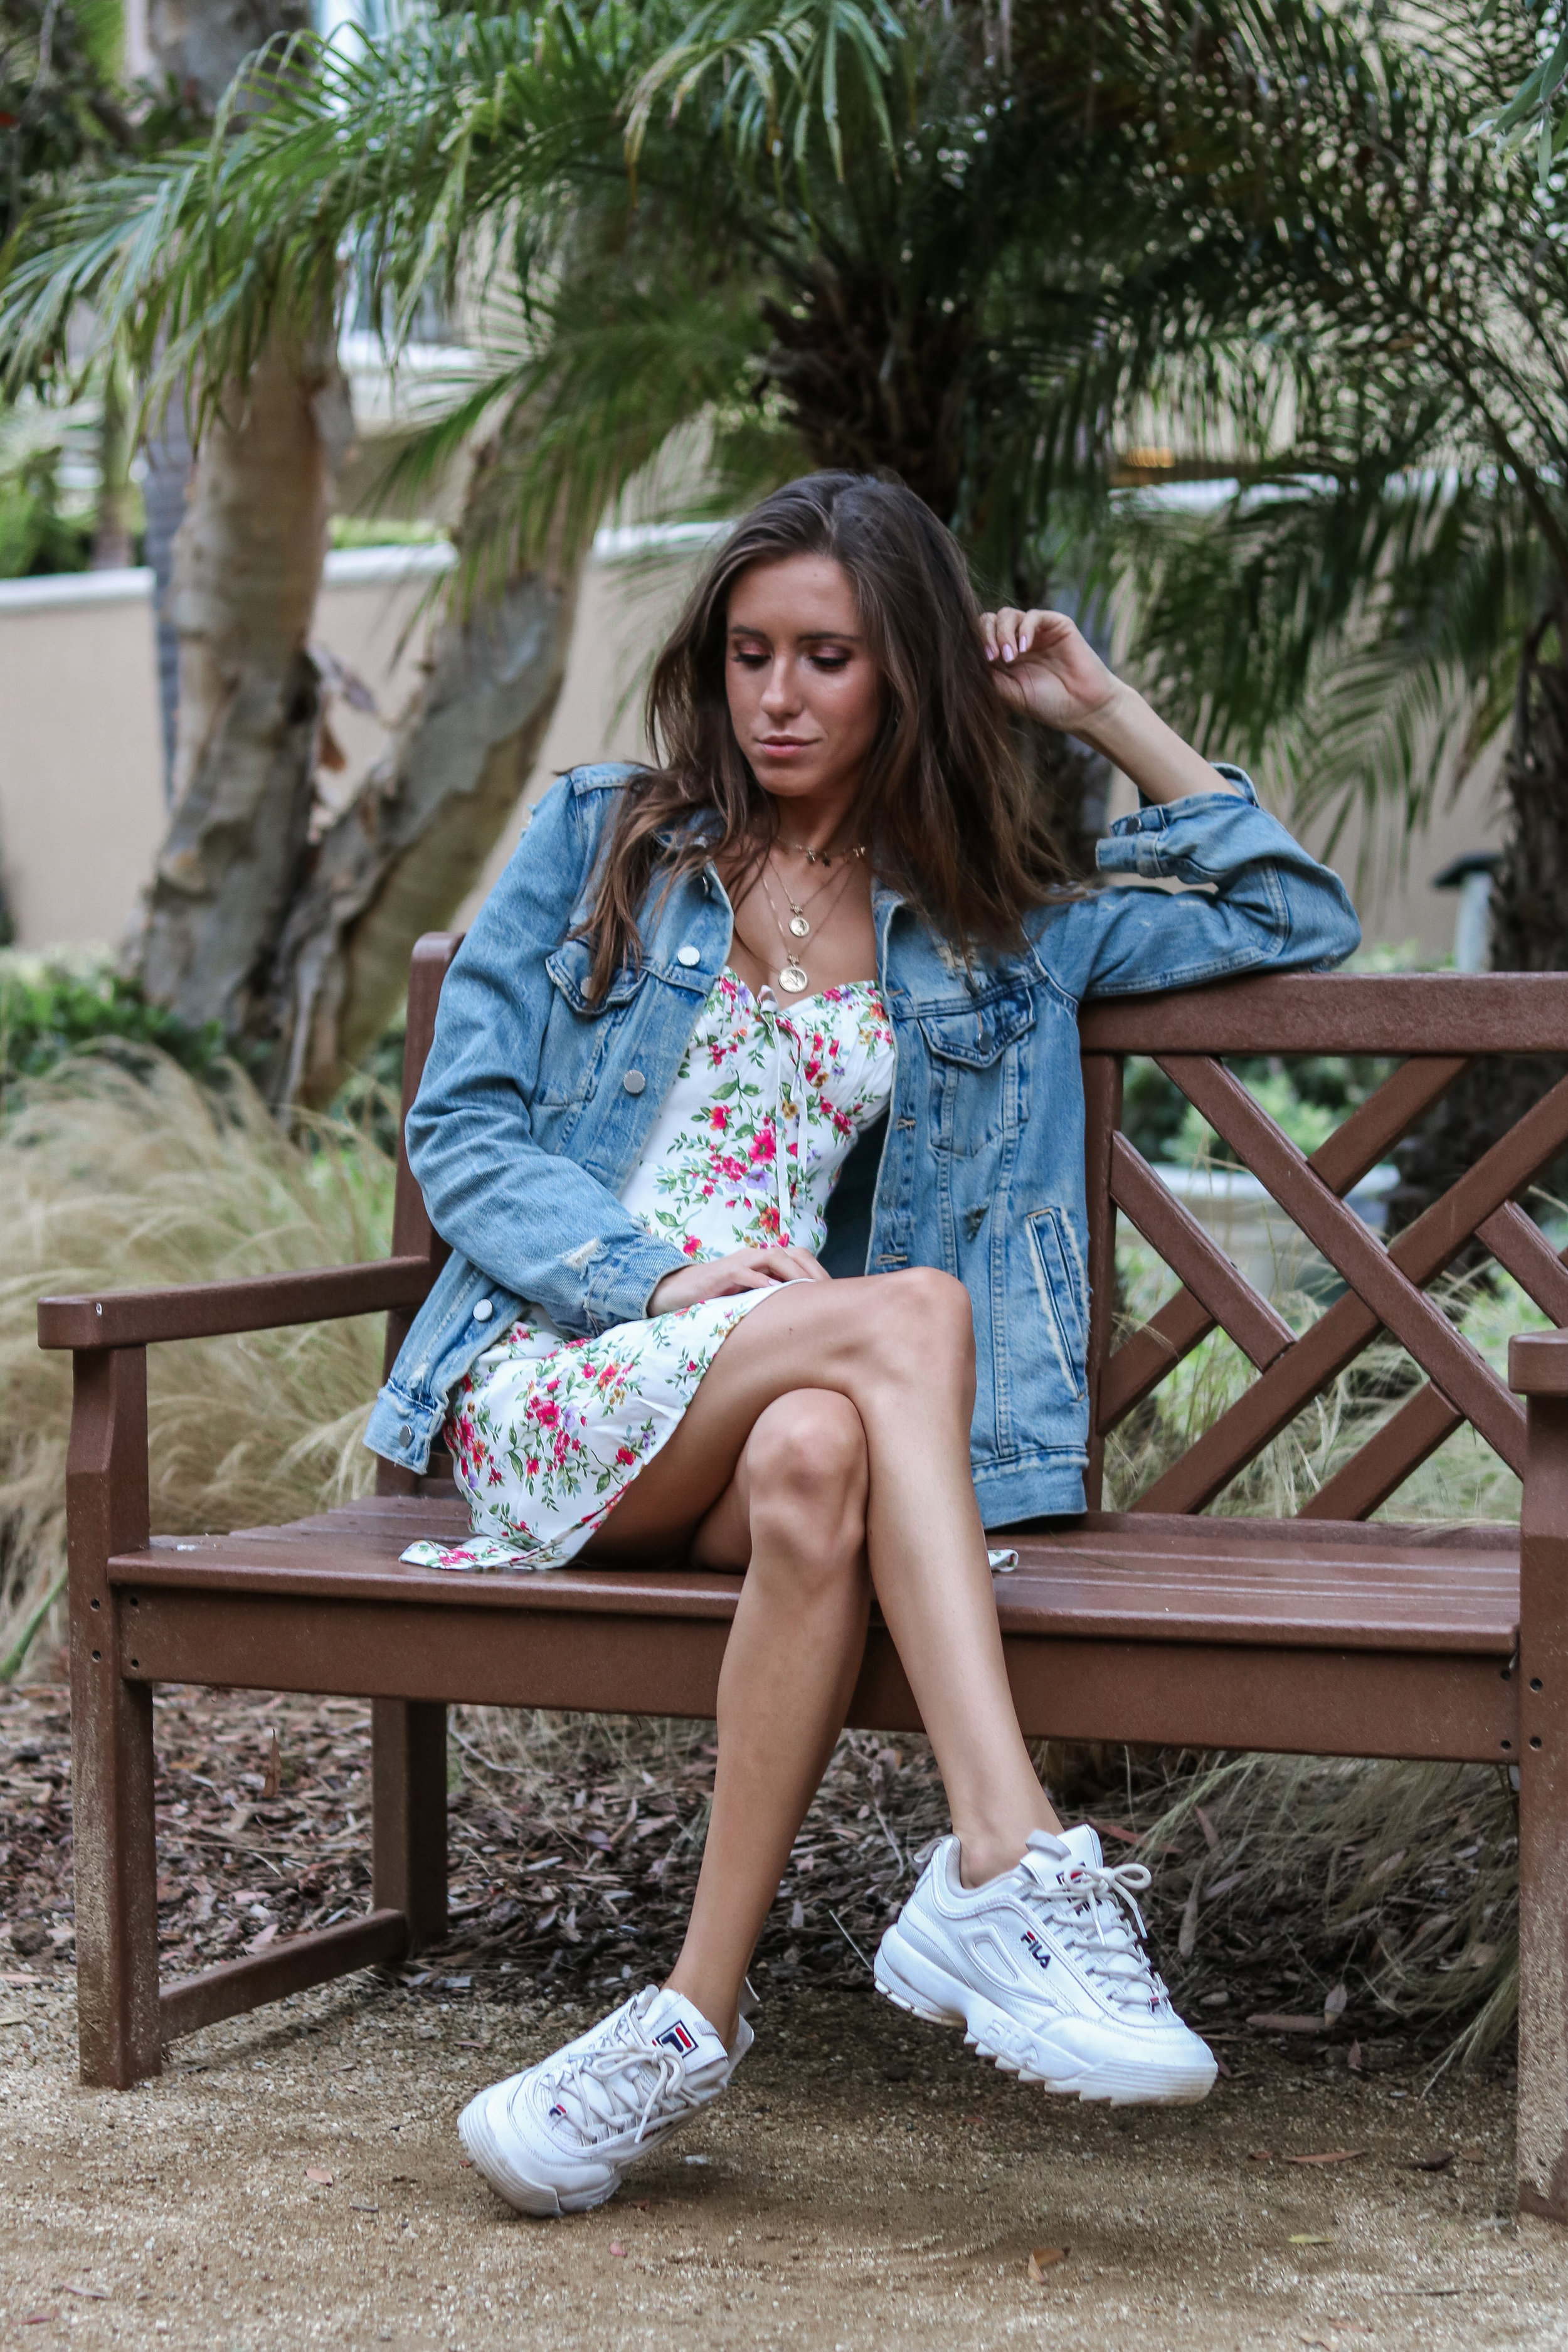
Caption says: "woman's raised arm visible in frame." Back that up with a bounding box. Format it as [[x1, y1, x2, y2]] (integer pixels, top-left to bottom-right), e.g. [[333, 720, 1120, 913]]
[[980, 605, 1242, 806]]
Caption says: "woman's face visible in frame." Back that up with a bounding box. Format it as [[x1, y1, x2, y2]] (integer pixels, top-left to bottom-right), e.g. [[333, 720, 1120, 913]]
[[724, 554, 883, 809]]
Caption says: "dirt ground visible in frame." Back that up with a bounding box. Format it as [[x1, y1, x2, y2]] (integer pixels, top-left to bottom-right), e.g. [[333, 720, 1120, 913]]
[[4, 1680, 1564, 2348], [4, 1968, 1568, 2351]]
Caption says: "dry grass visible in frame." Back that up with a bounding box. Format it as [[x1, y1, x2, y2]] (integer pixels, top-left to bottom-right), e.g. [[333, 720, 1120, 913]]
[[0, 1045, 395, 1670]]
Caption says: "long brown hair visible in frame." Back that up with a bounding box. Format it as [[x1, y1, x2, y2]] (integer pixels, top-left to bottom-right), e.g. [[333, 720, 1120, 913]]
[[577, 471, 1076, 997]]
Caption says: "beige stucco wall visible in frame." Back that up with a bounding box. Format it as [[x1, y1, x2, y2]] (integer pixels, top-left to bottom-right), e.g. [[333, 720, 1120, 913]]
[[0, 547, 1503, 965]]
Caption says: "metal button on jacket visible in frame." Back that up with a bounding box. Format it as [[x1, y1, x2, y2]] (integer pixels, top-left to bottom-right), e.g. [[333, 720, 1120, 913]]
[[676, 944, 701, 967], [472, 1299, 494, 1322], [398, 1422, 413, 1446], [623, 1069, 647, 1094]]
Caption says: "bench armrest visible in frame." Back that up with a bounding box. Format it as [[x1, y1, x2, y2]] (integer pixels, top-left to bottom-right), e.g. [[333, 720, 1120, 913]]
[[1513, 1331, 1568, 1397], [37, 1256, 435, 1351]]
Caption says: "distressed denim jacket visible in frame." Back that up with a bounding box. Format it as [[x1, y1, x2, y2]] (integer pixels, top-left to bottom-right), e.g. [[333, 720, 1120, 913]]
[[366, 762, 1360, 1523]]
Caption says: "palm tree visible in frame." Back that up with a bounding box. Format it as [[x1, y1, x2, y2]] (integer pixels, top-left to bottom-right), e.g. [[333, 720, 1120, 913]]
[[1105, 0, 1568, 1212], [1, 0, 1375, 1098]]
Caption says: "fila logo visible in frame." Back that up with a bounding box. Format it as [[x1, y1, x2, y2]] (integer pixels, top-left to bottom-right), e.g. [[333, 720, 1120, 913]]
[[1020, 1930, 1052, 1973], [656, 2020, 699, 2055]]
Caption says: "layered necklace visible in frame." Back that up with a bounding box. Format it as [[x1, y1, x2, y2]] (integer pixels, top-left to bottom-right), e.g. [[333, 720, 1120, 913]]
[[756, 842, 864, 994]]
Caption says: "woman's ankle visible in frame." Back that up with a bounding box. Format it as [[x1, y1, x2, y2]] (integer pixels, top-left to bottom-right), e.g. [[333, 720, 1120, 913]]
[[955, 1808, 1064, 1890], [662, 1966, 741, 2051]]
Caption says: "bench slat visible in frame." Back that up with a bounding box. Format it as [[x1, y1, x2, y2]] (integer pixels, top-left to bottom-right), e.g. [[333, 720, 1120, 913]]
[[109, 1502, 1517, 1657]]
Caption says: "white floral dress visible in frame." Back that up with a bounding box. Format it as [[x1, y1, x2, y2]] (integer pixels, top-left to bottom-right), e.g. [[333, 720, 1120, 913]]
[[399, 968, 896, 1572]]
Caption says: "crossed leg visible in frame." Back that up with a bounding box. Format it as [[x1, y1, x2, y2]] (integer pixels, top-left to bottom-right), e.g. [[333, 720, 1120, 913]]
[[578, 1268, 1061, 2042]]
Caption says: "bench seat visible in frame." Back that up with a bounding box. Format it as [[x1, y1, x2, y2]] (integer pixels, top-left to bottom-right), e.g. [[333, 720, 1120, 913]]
[[110, 1498, 1520, 1766]]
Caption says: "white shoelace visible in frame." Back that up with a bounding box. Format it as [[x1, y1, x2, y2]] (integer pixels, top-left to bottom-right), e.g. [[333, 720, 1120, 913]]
[[1020, 1852, 1170, 2011], [535, 2004, 702, 2146]]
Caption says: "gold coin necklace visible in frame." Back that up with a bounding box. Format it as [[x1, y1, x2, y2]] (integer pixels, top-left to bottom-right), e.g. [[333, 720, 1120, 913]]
[[771, 847, 861, 941], [758, 854, 859, 994]]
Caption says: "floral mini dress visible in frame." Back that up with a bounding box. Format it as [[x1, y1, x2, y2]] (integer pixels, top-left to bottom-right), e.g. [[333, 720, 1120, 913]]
[[399, 968, 896, 1573]]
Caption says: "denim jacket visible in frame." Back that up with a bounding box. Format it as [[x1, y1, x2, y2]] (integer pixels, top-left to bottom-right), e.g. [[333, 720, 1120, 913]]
[[366, 761, 1360, 1523]]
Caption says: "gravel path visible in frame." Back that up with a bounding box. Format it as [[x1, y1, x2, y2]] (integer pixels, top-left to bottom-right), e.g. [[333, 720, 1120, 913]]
[[3, 1970, 1567, 2349]]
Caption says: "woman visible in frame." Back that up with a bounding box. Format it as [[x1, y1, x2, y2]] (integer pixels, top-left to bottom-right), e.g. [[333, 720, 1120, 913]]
[[368, 472, 1360, 2218]]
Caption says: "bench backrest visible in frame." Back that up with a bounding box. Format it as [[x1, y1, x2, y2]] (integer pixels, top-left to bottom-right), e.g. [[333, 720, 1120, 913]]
[[393, 936, 1568, 1523]]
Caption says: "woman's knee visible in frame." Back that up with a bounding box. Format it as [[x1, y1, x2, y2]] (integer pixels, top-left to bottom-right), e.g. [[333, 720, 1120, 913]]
[[857, 1266, 975, 1378], [743, 1391, 869, 1574]]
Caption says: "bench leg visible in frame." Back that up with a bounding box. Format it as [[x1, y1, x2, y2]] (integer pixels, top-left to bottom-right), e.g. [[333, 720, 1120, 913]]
[[373, 1700, 448, 1949], [1518, 1392, 1568, 2222], [68, 1348, 162, 2088]]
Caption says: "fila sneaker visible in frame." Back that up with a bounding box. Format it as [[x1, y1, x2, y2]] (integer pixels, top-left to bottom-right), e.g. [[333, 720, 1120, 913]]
[[458, 1983, 752, 2217], [875, 1825, 1216, 2104]]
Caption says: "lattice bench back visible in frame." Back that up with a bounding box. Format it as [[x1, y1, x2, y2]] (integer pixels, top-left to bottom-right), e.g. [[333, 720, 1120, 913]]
[[395, 945, 1568, 1526], [1076, 973, 1568, 1520]]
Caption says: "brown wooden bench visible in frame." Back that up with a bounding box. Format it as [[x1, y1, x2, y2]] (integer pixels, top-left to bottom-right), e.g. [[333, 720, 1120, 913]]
[[37, 940, 1568, 2222]]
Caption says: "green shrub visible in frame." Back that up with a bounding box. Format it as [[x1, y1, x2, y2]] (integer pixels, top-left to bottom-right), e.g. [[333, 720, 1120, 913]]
[[0, 955, 226, 1102]]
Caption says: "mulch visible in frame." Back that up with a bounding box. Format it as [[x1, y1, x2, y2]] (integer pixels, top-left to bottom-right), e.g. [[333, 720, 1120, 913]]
[[0, 1676, 1493, 2087]]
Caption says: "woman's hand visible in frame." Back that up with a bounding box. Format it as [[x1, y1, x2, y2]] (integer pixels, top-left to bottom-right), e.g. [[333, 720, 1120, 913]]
[[649, 1244, 831, 1316], [980, 607, 1118, 734], [979, 603, 1242, 805]]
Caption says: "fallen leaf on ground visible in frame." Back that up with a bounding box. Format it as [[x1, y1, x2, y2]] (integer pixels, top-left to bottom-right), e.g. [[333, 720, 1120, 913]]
[[1249, 2149, 1275, 2162], [960, 2114, 985, 2124], [22, 2316, 57, 2326], [1410, 2148, 1453, 2171], [1323, 1983, 1348, 2018], [349, 2203, 379, 2213], [1347, 2040, 1363, 2072], [304, 2167, 334, 2185], [1286, 2150, 1366, 2167], [54, 2285, 109, 2299], [1250, 2013, 1329, 2034], [1088, 1820, 1142, 1846], [1289, 2233, 1336, 2246], [1457, 2146, 1485, 2162], [1028, 2247, 1069, 2280], [609, 2242, 627, 2258]]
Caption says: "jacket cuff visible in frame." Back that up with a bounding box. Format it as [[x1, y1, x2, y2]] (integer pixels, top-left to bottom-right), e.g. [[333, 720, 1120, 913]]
[[579, 1234, 693, 1333], [1096, 765, 1259, 877]]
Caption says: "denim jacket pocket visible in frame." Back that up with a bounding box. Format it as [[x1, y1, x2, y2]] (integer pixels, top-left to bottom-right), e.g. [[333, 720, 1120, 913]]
[[543, 938, 648, 1015], [918, 988, 1034, 1158], [1025, 1205, 1088, 1401]]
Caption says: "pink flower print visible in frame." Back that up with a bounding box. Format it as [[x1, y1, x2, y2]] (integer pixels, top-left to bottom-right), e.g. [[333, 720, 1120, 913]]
[[750, 1125, 776, 1167], [615, 1445, 638, 1467], [534, 1401, 559, 1428], [526, 1456, 540, 1476], [711, 1104, 729, 1131], [682, 1235, 702, 1258], [487, 1465, 504, 1486]]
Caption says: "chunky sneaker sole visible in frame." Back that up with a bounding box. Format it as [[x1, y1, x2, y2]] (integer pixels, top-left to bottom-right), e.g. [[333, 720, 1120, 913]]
[[459, 2079, 632, 2216], [876, 1826, 1216, 2106], [874, 1919, 1213, 2102]]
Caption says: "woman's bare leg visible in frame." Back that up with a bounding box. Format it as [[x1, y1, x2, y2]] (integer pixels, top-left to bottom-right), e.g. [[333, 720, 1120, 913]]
[[583, 1271, 1060, 1961], [645, 1391, 873, 2042]]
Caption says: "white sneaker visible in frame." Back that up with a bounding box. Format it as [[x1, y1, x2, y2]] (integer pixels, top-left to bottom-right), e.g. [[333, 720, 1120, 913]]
[[876, 1824, 1216, 2104], [458, 1983, 751, 2217]]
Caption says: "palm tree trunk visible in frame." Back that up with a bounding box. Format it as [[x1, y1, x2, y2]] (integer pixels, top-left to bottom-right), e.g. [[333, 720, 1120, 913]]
[[126, 335, 344, 1038], [258, 556, 583, 1107], [1390, 601, 1568, 1228]]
